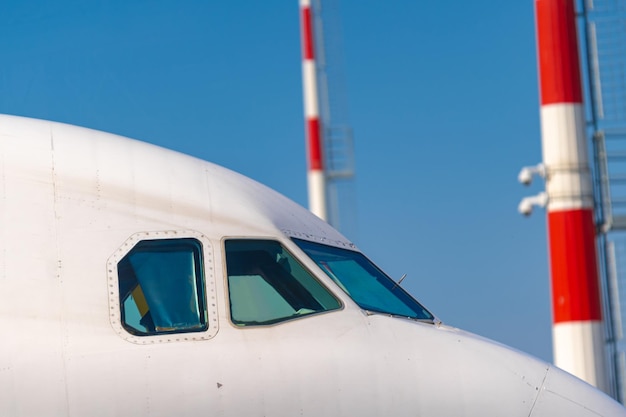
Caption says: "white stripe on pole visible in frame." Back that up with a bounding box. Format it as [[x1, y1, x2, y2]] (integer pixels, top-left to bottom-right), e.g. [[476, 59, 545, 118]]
[[540, 104, 594, 211], [553, 321, 608, 392]]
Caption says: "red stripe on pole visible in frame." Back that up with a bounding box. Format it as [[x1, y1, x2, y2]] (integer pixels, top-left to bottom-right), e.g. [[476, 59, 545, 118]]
[[535, 0, 583, 104], [548, 209, 602, 323], [307, 118, 323, 170], [301, 6, 315, 60]]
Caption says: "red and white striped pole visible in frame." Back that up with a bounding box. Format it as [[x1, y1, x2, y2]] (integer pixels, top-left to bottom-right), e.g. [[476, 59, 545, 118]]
[[300, 0, 328, 221], [535, 0, 609, 392]]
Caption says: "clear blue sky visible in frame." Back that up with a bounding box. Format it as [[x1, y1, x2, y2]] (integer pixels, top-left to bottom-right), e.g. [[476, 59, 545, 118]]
[[0, 1, 552, 361]]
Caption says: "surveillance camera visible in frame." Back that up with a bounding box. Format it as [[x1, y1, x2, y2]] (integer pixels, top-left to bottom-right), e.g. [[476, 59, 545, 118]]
[[518, 168, 532, 186], [518, 192, 547, 217], [518, 199, 533, 216]]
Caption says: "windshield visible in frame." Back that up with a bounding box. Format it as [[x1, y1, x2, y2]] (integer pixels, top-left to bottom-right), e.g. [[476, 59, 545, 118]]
[[293, 239, 434, 321], [225, 239, 341, 326]]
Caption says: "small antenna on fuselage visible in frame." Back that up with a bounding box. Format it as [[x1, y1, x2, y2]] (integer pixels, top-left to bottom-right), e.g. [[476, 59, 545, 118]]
[[391, 274, 407, 291]]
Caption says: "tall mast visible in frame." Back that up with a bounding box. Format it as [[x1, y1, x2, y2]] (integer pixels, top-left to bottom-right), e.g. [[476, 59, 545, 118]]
[[535, 0, 608, 392], [299, 0, 327, 221]]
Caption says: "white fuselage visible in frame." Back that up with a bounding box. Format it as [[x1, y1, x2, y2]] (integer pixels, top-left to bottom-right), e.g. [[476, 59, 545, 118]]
[[0, 115, 623, 416]]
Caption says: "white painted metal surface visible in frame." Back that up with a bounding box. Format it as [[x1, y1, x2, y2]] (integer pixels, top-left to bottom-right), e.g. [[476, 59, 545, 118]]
[[0, 114, 624, 416], [540, 104, 593, 211], [553, 321, 608, 389], [306, 169, 327, 219]]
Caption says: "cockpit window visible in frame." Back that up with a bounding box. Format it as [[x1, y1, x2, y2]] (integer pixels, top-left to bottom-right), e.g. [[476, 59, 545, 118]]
[[293, 238, 434, 321], [117, 238, 207, 336], [225, 239, 341, 326]]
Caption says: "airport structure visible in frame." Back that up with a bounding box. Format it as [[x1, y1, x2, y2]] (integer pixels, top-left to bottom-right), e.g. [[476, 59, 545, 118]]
[[299, 0, 355, 232], [585, 0, 626, 402], [535, 0, 608, 392], [521, 0, 626, 403], [299, 0, 327, 221]]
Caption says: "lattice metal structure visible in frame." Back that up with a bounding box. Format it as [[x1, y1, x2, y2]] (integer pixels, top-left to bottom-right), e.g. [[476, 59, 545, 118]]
[[309, 0, 357, 235], [583, 0, 626, 403]]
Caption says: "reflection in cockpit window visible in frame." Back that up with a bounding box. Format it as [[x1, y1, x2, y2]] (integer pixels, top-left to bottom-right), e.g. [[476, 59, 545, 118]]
[[225, 240, 341, 326], [117, 238, 207, 336], [293, 238, 434, 321]]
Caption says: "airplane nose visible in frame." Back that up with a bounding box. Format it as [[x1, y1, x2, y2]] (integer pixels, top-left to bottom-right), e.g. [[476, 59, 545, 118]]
[[530, 365, 626, 416], [365, 318, 626, 416]]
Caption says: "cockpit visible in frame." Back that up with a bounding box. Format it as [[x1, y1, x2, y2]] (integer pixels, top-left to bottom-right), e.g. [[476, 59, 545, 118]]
[[115, 235, 434, 338]]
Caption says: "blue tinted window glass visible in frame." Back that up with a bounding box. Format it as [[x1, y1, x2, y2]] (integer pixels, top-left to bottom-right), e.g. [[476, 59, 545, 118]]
[[225, 240, 341, 326], [293, 239, 433, 321], [117, 238, 207, 336]]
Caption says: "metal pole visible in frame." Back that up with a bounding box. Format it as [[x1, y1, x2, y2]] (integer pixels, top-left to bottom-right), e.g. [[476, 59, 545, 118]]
[[535, 0, 609, 393], [300, 0, 328, 221]]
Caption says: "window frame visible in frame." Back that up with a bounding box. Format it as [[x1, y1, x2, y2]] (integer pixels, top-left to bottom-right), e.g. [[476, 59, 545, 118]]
[[107, 230, 218, 344]]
